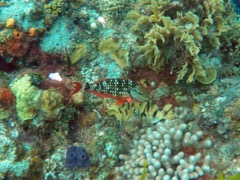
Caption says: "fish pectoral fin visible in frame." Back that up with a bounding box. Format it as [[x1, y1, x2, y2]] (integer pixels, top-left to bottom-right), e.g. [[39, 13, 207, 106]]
[[115, 100, 126, 106], [72, 82, 83, 95], [126, 97, 134, 103], [115, 97, 134, 105]]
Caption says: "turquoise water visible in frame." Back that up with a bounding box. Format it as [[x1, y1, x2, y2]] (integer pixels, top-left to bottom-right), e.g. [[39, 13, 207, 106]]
[[0, 0, 240, 179]]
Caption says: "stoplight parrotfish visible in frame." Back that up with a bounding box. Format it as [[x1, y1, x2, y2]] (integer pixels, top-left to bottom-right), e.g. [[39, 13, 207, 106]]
[[73, 79, 149, 105]]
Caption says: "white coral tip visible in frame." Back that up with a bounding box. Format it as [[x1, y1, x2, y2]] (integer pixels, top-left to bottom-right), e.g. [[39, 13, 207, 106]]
[[98, 16, 106, 28]]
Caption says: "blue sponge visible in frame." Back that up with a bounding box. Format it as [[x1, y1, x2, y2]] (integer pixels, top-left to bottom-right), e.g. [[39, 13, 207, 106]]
[[65, 146, 90, 169]]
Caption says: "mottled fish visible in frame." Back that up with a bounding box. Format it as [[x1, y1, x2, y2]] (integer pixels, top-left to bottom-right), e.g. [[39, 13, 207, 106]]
[[73, 79, 149, 105]]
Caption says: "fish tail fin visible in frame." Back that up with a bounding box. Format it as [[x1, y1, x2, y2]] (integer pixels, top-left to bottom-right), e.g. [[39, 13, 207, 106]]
[[72, 82, 86, 95]]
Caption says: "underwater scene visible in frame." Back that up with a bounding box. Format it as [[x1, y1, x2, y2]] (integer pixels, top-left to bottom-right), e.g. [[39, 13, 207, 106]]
[[1, 0, 240, 179]]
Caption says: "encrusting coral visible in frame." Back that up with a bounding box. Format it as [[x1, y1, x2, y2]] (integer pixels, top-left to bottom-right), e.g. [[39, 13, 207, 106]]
[[41, 88, 64, 118], [10, 75, 64, 120], [10, 74, 42, 121], [0, 19, 45, 62], [98, 37, 128, 69], [69, 43, 88, 65], [127, 0, 239, 83], [96, 0, 130, 23], [44, 0, 64, 18]]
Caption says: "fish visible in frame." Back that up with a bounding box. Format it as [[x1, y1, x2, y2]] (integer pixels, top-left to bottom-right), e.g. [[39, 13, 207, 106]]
[[73, 79, 149, 105], [65, 48, 71, 71]]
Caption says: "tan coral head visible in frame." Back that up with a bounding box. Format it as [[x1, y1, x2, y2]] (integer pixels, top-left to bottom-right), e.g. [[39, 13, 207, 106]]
[[6, 18, 15, 28]]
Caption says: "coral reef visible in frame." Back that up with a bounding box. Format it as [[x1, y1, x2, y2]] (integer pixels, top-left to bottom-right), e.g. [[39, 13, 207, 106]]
[[0, 0, 240, 179], [2, 30, 31, 57], [70, 91, 85, 105], [43, 0, 71, 28], [60, 104, 79, 122]]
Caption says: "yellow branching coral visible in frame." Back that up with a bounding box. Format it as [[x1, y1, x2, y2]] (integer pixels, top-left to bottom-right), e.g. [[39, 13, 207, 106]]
[[128, 0, 237, 83], [177, 58, 206, 83], [139, 37, 163, 71], [129, 6, 205, 79], [106, 101, 176, 122], [106, 103, 134, 122], [202, 0, 230, 47]]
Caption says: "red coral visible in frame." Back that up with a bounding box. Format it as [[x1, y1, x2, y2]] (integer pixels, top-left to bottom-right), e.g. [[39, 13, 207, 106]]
[[0, 88, 15, 108], [6, 38, 30, 57], [0, 30, 39, 59]]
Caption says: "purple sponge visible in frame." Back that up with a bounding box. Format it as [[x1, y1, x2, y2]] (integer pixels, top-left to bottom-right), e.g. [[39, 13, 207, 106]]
[[65, 146, 90, 169]]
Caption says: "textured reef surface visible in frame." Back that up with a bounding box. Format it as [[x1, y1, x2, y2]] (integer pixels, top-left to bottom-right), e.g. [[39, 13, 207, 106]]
[[0, 0, 240, 179]]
